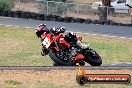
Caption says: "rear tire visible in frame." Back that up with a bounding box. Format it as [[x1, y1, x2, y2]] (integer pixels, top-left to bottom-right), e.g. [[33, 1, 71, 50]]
[[87, 56, 102, 66], [83, 49, 102, 66], [49, 49, 73, 66]]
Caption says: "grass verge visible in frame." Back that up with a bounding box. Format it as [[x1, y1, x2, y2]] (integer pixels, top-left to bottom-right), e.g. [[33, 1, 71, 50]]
[[0, 70, 131, 88], [0, 25, 132, 66]]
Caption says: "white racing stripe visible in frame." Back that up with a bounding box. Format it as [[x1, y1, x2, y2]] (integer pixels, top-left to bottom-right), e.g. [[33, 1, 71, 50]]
[[0, 24, 132, 40]]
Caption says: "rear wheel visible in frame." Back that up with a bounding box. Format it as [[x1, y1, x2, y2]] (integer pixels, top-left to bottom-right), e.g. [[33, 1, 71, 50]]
[[49, 49, 73, 66], [87, 56, 102, 66]]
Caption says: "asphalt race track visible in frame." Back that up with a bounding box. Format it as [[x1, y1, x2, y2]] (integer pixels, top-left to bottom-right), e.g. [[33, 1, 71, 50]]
[[0, 17, 132, 70], [0, 66, 132, 71], [0, 17, 132, 39], [0, 62, 132, 70]]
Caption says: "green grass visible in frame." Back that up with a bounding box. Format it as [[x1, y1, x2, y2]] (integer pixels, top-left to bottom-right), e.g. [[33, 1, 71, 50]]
[[0, 25, 132, 66], [5, 80, 22, 85], [0, 25, 53, 66], [83, 40, 132, 63], [0, 70, 131, 88]]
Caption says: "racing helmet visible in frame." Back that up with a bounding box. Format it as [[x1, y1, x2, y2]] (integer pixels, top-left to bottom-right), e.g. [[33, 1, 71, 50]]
[[35, 24, 47, 38]]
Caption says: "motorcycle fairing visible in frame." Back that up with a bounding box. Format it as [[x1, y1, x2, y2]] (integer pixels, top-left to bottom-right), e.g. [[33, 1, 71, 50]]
[[59, 38, 70, 48]]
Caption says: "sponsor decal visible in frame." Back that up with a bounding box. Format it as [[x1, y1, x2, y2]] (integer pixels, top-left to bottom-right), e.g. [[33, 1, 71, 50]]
[[76, 67, 131, 85]]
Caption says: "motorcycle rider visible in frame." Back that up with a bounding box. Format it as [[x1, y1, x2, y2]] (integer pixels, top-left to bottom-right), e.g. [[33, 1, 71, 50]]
[[35, 24, 66, 56], [65, 32, 88, 49], [35, 24, 88, 56]]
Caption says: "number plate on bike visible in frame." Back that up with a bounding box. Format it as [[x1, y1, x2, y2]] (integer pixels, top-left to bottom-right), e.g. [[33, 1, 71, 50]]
[[42, 37, 50, 48]]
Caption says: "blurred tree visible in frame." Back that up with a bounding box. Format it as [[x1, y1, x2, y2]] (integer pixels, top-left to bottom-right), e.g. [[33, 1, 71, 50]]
[[0, 0, 14, 10]]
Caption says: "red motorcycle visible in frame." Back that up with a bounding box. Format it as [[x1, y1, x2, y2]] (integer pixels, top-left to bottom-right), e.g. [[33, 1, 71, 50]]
[[40, 28, 102, 66]]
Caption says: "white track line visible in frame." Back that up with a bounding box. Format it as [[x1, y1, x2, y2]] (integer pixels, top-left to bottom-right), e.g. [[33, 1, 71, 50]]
[[67, 31, 132, 40], [0, 24, 32, 29], [1, 24, 132, 40]]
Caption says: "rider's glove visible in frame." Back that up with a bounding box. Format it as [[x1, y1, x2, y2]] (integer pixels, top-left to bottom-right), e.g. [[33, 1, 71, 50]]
[[58, 27, 66, 33], [55, 27, 66, 34], [50, 27, 66, 35]]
